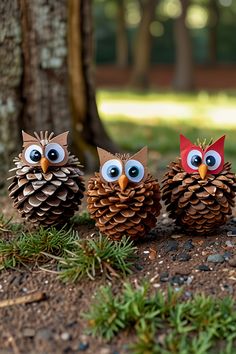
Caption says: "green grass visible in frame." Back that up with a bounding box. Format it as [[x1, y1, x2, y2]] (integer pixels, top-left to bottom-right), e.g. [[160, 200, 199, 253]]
[[0, 226, 78, 269], [97, 89, 236, 169], [0, 213, 136, 281], [57, 234, 136, 282], [85, 282, 236, 353]]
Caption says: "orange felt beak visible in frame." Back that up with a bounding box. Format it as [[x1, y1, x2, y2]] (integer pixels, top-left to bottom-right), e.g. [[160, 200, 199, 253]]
[[40, 157, 49, 173], [118, 174, 129, 191], [198, 163, 208, 180]]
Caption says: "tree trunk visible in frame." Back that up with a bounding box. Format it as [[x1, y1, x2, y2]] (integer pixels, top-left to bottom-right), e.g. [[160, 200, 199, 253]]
[[173, 0, 194, 91], [68, 0, 117, 170], [0, 0, 22, 183], [130, 0, 158, 89], [116, 0, 129, 68], [0, 0, 115, 182], [208, 0, 219, 65]]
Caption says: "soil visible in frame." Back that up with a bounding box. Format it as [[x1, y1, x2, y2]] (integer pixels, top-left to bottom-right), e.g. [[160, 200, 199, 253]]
[[1, 186, 236, 354]]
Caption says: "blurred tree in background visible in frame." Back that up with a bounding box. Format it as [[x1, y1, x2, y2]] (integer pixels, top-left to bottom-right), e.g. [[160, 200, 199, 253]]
[[94, 0, 236, 88]]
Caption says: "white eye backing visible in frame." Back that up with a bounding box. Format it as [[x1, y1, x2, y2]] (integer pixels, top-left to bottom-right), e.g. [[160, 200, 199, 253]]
[[125, 159, 145, 183], [24, 145, 43, 164], [204, 150, 222, 171], [101, 159, 122, 182], [45, 143, 65, 163], [187, 149, 202, 170]]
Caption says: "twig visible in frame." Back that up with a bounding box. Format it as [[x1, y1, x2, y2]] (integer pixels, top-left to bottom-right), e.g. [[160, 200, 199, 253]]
[[6, 332, 20, 354], [0, 291, 46, 308]]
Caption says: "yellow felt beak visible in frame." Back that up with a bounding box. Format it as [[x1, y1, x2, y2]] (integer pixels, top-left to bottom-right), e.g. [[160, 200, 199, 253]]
[[118, 174, 129, 191], [198, 163, 208, 180], [40, 157, 49, 173]]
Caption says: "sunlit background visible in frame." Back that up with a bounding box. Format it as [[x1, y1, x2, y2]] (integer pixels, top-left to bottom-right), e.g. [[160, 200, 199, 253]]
[[92, 0, 236, 169]]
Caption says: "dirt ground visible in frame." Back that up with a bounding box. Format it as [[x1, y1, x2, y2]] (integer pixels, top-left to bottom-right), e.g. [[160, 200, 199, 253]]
[[1, 185, 236, 354], [95, 64, 236, 90]]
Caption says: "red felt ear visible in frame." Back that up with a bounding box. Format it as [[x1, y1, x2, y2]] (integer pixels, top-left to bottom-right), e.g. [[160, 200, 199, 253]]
[[180, 134, 194, 153], [206, 135, 225, 155], [203, 135, 225, 174]]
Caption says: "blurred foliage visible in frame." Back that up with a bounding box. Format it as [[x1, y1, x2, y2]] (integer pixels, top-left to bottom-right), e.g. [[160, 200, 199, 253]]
[[97, 89, 236, 169], [93, 0, 236, 64]]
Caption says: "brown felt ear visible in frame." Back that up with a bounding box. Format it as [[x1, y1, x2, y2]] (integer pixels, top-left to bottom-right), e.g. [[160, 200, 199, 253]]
[[22, 131, 39, 147], [50, 131, 69, 146], [130, 146, 148, 167], [97, 147, 116, 166]]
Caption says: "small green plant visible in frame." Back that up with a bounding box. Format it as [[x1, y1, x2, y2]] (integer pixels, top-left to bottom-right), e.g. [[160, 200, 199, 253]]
[[0, 213, 23, 234], [85, 282, 236, 352], [57, 235, 136, 282], [0, 226, 78, 269]]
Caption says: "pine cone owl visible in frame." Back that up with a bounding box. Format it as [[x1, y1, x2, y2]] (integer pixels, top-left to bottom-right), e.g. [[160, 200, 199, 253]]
[[8, 131, 85, 226], [162, 135, 236, 234], [87, 147, 161, 240]]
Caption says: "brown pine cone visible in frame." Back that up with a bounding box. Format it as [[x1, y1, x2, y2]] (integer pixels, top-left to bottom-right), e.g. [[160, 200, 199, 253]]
[[161, 158, 236, 234], [87, 173, 161, 240], [8, 154, 85, 226]]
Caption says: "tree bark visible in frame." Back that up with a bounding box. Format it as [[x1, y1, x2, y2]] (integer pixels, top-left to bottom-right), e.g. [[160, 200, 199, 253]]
[[130, 0, 158, 89], [173, 0, 194, 91], [0, 0, 115, 180], [116, 0, 129, 68], [19, 0, 71, 133], [0, 0, 22, 181]]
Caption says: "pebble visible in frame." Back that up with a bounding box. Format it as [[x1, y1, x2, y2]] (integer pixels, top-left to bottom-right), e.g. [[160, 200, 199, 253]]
[[99, 349, 110, 354], [171, 234, 183, 239], [166, 240, 178, 253], [160, 272, 169, 282], [186, 276, 193, 285], [78, 343, 89, 351], [170, 275, 185, 286], [223, 284, 233, 294], [36, 328, 53, 342], [224, 251, 233, 261], [22, 328, 35, 337], [183, 239, 194, 250], [175, 268, 191, 275], [228, 256, 236, 267], [135, 264, 143, 271], [197, 265, 210, 271], [177, 253, 191, 262], [61, 332, 70, 341], [207, 254, 225, 263], [227, 229, 236, 237], [184, 291, 192, 298], [225, 240, 234, 248]]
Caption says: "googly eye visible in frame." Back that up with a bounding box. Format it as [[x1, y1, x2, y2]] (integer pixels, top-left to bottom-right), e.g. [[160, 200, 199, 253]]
[[204, 150, 222, 171], [24, 145, 43, 164], [45, 143, 65, 163], [125, 160, 145, 183], [101, 159, 122, 182], [187, 150, 202, 170]]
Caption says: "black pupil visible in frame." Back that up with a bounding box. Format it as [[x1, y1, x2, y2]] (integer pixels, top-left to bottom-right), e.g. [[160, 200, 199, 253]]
[[206, 155, 216, 167], [108, 166, 119, 178], [30, 149, 41, 162], [191, 155, 202, 167], [128, 166, 139, 178], [48, 149, 59, 161]]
